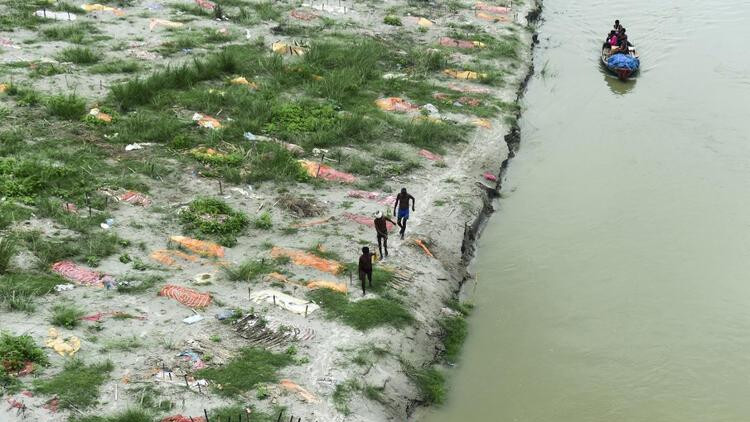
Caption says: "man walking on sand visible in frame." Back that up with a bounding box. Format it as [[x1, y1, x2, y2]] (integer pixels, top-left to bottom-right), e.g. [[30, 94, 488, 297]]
[[358, 246, 374, 295], [373, 211, 397, 260], [393, 187, 415, 239]]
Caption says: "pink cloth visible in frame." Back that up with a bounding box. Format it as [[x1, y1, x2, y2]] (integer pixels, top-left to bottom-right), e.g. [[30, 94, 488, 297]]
[[51, 261, 113, 287], [120, 191, 151, 207], [195, 0, 214, 9], [483, 172, 498, 182], [418, 149, 443, 161], [346, 190, 396, 206], [475, 2, 510, 14], [439, 37, 477, 49]]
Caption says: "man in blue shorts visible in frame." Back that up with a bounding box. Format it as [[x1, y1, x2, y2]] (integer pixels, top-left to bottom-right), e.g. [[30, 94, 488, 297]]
[[393, 187, 415, 240]]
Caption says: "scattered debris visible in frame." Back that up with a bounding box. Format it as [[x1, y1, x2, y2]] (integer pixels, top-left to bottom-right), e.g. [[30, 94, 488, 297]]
[[272, 41, 307, 56], [215, 309, 235, 320], [277, 194, 326, 217], [0, 38, 21, 50], [158, 284, 212, 308], [45, 328, 81, 357], [182, 314, 204, 324], [249, 289, 319, 315], [271, 246, 342, 275], [299, 160, 356, 183], [81, 3, 125, 16], [405, 16, 433, 27], [231, 76, 258, 89], [54, 284, 75, 292], [51, 261, 113, 288], [472, 118, 492, 128], [170, 236, 225, 258], [120, 191, 151, 207], [129, 49, 161, 61], [192, 113, 222, 129], [439, 37, 485, 49], [290, 9, 318, 21], [422, 103, 439, 115], [162, 416, 206, 422], [475, 2, 511, 14], [125, 142, 154, 151], [375, 97, 418, 112], [234, 314, 316, 347], [443, 69, 486, 80]]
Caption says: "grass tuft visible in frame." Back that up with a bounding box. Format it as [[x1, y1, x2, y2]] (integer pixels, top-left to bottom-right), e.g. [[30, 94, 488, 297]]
[[57, 47, 100, 64], [402, 362, 445, 405], [46, 94, 86, 120], [308, 288, 412, 331], [50, 303, 85, 329], [34, 360, 114, 409], [222, 259, 276, 282], [197, 347, 295, 397]]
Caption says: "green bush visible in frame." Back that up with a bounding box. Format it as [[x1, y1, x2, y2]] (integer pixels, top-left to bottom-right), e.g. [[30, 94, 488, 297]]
[[264, 102, 337, 134], [179, 198, 249, 237], [46, 94, 86, 120], [34, 360, 114, 409], [197, 347, 295, 397], [253, 212, 273, 230], [308, 289, 413, 331], [0, 332, 49, 373], [439, 315, 468, 363], [57, 46, 100, 64], [0, 238, 16, 274], [50, 303, 85, 328], [383, 15, 402, 26], [403, 363, 445, 404], [223, 259, 276, 282]]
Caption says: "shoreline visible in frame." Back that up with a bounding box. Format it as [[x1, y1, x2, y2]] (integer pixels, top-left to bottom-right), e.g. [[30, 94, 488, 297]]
[[0, 1, 542, 420]]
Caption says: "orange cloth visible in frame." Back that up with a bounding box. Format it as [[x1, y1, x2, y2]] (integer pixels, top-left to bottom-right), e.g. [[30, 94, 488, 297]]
[[271, 246, 342, 274], [170, 236, 224, 258], [375, 97, 418, 112]]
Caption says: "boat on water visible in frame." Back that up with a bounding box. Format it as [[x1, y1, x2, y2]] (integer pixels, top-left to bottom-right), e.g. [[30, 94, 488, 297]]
[[601, 44, 640, 80]]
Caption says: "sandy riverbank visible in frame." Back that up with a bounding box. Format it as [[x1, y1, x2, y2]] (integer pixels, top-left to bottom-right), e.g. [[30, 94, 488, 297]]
[[0, 0, 538, 420]]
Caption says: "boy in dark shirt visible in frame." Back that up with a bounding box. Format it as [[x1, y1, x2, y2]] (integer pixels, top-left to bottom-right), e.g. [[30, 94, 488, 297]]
[[358, 246, 373, 295], [373, 211, 397, 259], [393, 187, 415, 240]]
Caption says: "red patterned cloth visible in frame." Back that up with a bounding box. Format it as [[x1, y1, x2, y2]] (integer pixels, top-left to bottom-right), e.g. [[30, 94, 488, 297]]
[[418, 149, 443, 161], [120, 191, 151, 206], [51, 261, 113, 287], [162, 416, 206, 422], [158, 285, 211, 308]]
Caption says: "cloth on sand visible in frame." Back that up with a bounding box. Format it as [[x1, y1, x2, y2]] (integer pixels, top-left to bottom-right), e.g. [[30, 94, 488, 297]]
[[149, 18, 184, 30], [33, 10, 77, 20], [475, 2, 510, 14], [299, 160, 356, 183], [439, 37, 485, 49], [162, 416, 206, 422], [120, 191, 150, 206], [271, 246, 342, 274], [272, 42, 306, 56], [472, 118, 492, 128], [195, 0, 215, 9], [81, 4, 125, 16], [343, 212, 394, 230], [170, 236, 224, 257], [230, 76, 258, 89], [150, 249, 199, 267], [290, 9, 318, 20], [307, 280, 348, 293], [88, 108, 112, 122], [443, 69, 485, 80], [280, 379, 319, 403], [290, 216, 335, 228], [346, 190, 396, 206], [159, 284, 212, 308], [375, 97, 418, 112], [405, 16, 433, 27], [45, 328, 81, 357], [249, 290, 319, 315], [476, 11, 510, 22], [418, 149, 443, 161], [51, 261, 112, 287]]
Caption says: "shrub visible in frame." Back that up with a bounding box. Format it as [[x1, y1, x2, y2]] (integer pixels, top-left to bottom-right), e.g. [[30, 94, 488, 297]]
[[383, 15, 402, 26], [0, 332, 49, 373], [50, 303, 85, 328], [197, 347, 294, 397], [46, 94, 86, 120], [0, 238, 16, 274], [179, 198, 248, 238], [57, 46, 100, 64], [253, 212, 272, 230], [34, 360, 114, 409], [222, 259, 276, 282]]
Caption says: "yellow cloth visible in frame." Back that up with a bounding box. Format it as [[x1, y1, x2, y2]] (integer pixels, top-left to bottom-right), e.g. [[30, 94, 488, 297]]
[[45, 328, 81, 357]]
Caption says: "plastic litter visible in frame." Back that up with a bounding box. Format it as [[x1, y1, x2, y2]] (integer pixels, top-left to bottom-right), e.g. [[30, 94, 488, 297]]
[[45, 328, 81, 357], [88, 108, 112, 122], [249, 289, 319, 315], [299, 160, 356, 183], [33, 10, 77, 21], [182, 314, 204, 324], [215, 309, 235, 320], [192, 113, 221, 129], [271, 246, 342, 274], [124, 142, 154, 151], [192, 272, 214, 285], [375, 97, 418, 113], [0, 38, 21, 50], [243, 131, 257, 141], [280, 379, 319, 403], [52, 261, 113, 287], [149, 18, 184, 30], [422, 103, 439, 115], [159, 284, 212, 308], [170, 236, 225, 257], [54, 284, 75, 292]]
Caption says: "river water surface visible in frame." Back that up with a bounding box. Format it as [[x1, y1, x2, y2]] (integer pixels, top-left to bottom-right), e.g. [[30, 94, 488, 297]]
[[429, 0, 750, 420]]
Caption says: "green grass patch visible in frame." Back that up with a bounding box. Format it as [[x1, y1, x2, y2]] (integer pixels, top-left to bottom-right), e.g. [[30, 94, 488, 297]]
[[402, 362, 445, 405], [307, 288, 412, 331], [89, 59, 141, 74], [34, 360, 114, 409], [0, 272, 64, 312], [100, 336, 142, 352], [222, 259, 276, 282], [57, 46, 100, 64], [439, 315, 468, 364], [179, 198, 248, 245], [42, 22, 99, 44], [70, 408, 153, 422], [50, 303, 85, 328], [0, 238, 16, 274], [197, 347, 295, 397], [45, 93, 86, 120]]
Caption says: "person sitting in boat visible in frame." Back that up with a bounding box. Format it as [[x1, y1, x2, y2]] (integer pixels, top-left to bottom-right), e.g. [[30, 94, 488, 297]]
[[613, 20, 622, 32], [617, 28, 630, 51], [603, 30, 618, 49]]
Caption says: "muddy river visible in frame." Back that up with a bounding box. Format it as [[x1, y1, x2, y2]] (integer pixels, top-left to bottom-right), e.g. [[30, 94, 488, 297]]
[[429, 0, 750, 420]]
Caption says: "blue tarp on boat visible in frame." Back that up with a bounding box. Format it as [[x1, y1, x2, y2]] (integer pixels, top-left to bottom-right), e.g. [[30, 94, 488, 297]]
[[607, 53, 640, 70]]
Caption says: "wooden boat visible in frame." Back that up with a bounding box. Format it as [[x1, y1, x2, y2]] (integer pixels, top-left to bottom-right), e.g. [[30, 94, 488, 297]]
[[601, 44, 640, 80]]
